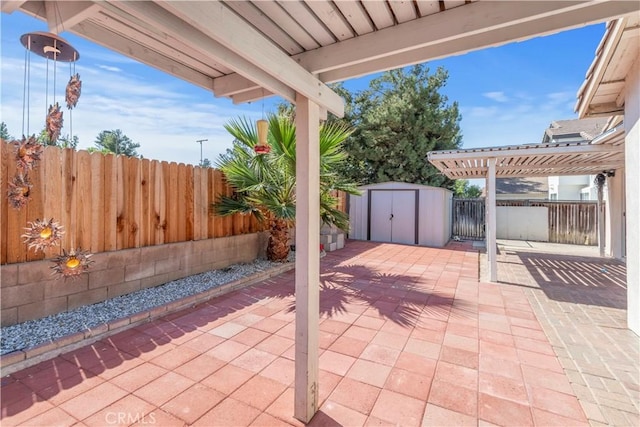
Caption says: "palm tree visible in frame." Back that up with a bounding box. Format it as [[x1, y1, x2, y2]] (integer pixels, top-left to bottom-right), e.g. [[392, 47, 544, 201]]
[[213, 114, 360, 262]]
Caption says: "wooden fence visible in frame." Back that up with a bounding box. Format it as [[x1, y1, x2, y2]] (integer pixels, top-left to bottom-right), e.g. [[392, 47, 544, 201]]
[[1, 141, 263, 264], [452, 198, 485, 240]]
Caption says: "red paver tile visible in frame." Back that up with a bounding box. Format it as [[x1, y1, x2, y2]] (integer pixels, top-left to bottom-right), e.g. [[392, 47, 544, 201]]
[[422, 403, 477, 427], [428, 379, 478, 418], [403, 338, 441, 359], [478, 392, 534, 426], [479, 329, 515, 347], [161, 383, 225, 424], [251, 412, 294, 427], [434, 361, 478, 391], [319, 350, 356, 376], [346, 359, 392, 388], [527, 386, 586, 420], [394, 352, 438, 377], [320, 319, 351, 335], [513, 335, 555, 356], [312, 401, 367, 427], [19, 407, 77, 427], [479, 354, 523, 381], [34, 375, 105, 406], [511, 325, 547, 341], [130, 409, 184, 427], [182, 332, 226, 352], [521, 365, 574, 394], [234, 313, 266, 327], [446, 322, 479, 339], [440, 345, 479, 369], [360, 344, 400, 366], [206, 340, 250, 362], [252, 317, 288, 334], [443, 333, 478, 352], [255, 334, 294, 356], [232, 327, 271, 346], [318, 331, 340, 350], [83, 394, 155, 427], [370, 389, 425, 426], [354, 315, 385, 330], [261, 357, 296, 386], [150, 346, 200, 370], [274, 323, 296, 339], [410, 327, 445, 344], [479, 340, 519, 361], [384, 367, 432, 400], [230, 348, 278, 373], [532, 407, 590, 426], [173, 353, 226, 382], [516, 348, 564, 373], [209, 321, 247, 338], [318, 370, 342, 405], [1, 381, 36, 407], [133, 371, 194, 407], [265, 387, 298, 425], [1, 397, 54, 427], [371, 330, 409, 350], [343, 325, 378, 341], [328, 335, 369, 358], [59, 382, 128, 420], [110, 362, 168, 392], [478, 371, 528, 405], [232, 375, 288, 411], [329, 377, 381, 415], [194, 397, 261, 426], [201, 364, 255, 395]]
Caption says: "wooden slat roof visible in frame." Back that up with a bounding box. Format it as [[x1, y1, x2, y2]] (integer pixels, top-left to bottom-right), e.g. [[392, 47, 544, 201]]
[[427, 127, 625, 179], [3, 1, 638, 117]]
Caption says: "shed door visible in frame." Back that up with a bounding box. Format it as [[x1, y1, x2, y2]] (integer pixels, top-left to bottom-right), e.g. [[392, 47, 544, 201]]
[[369, 190, 417, 245]]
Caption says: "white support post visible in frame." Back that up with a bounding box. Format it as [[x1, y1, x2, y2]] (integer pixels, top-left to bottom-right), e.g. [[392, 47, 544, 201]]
[[597, 177, 606, 257], [294, 94, 320, 422], [486, 158, 498, 282]]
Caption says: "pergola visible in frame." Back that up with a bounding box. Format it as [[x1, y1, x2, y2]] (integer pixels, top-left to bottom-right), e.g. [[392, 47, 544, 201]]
[[427, 127, 625, 281], [3, 0, 638, 421]]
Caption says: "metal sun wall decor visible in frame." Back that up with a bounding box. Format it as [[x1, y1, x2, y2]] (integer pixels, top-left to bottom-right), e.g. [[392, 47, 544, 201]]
[[22, 218, 65, 253], [14, 135, 43, 171], [51, 248, 93, 279]]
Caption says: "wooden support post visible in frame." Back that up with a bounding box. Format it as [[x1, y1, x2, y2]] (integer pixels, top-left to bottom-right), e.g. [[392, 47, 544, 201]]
[[486, 158, 497, 282], [294, 93, 320, 423]]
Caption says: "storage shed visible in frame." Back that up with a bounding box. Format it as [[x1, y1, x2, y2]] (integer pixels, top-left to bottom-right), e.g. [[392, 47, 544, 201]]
[[349, 182, 453, 247]]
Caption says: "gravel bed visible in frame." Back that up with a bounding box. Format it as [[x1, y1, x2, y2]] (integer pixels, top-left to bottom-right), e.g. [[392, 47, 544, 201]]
[[1, 257, 292, 355]]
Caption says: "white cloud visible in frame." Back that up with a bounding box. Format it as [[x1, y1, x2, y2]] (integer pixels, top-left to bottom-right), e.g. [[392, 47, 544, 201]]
[[483, 91, 509, 103], [97, 65, 123, 73]]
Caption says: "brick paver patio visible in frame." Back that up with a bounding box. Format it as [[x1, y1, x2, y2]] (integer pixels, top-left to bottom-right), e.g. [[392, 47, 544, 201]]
[[482, 245, 639, 426], [1, 241, 599, 426]]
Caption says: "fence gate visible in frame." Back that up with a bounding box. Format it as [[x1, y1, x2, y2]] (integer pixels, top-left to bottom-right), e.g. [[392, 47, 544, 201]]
[[452, 198, 485, 240]]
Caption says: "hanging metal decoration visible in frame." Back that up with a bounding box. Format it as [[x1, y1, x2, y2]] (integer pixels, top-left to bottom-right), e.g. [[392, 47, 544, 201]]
[[254, 119, 270, 154], [14, 135, 43, 171], [46, 102, 64, 143], [65, 73, 81, 109], [22, 218, 64, 253], [7, 173, 32, 209], [51, 248, 93, 279]]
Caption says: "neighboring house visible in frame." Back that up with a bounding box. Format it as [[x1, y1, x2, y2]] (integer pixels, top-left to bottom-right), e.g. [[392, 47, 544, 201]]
[[490, 177, 549, 200], [544, 117, 610, 200]]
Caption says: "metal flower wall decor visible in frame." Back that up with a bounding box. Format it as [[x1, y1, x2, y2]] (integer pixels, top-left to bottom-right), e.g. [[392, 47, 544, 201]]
[[51, 248, 93, 279], [22, 218, 64, 253], [14, 135, 43, 171]]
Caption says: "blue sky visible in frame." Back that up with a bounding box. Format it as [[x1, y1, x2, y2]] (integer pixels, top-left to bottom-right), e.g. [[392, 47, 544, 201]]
[[1, 11, 604, 168]]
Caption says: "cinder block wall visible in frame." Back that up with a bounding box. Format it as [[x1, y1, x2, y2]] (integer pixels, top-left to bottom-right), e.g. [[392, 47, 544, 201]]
[[0, 233, 267, 327]]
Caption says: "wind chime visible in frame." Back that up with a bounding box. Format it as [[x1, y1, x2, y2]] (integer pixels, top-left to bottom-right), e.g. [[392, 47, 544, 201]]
[[254, 88, 270, 155], [12, 29, 92, 278]]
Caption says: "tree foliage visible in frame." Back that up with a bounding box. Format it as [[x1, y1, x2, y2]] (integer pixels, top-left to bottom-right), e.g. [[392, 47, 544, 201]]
[[453, 180, 483, 198], [0, 122, 12, 140], [336, 65, 462, 189], [199, 158, 212, 168], [90, 129, 140, 157]]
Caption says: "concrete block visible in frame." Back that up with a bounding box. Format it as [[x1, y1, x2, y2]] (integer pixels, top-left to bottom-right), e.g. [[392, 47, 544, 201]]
[[327, 242, 338, 252], [1, 282, 44, 309], [140, 244, 174, 263], [88, 267, 124, 289], [107, 280, 141, 299], [17, 296, 67, 323], [67, 288, 107, 310], [0, 264, 18, 287], [155, 256, 181, 275], [320, 234, 334, 245], [17, 260, 53, 285], [124, 261, 155, 281], [1, 307, 17, 326], [336, 233, 345, 249], [107, 248, 141, 268], [0, 350, 25, 367], [45, 276, 89, 298], [140, 273, 169, 290]]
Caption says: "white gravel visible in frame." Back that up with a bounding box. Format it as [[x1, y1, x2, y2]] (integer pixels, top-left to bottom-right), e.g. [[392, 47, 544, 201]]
[[1, 257, 292, 355]]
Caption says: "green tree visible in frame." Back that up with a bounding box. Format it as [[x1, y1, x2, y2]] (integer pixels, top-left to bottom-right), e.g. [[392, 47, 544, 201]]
[[34, 128, 79, 149], [0, 122, 12, 140], [453, 180, 482, 198], [91, 129, 140, 157], [338, 65, 462, 188], [199, 158, 212, 168], [213, 114, 359, 262]]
